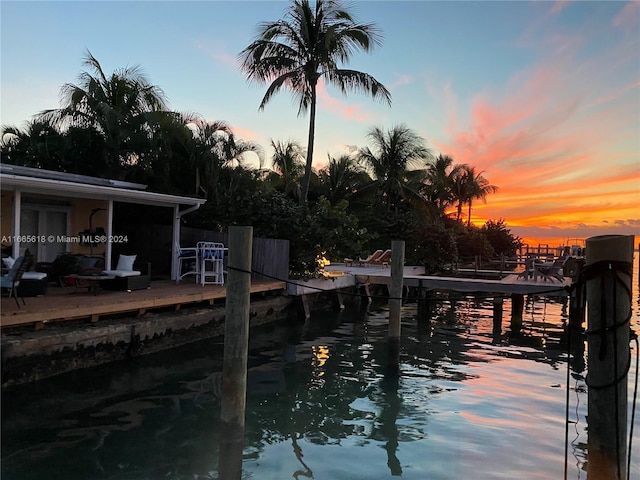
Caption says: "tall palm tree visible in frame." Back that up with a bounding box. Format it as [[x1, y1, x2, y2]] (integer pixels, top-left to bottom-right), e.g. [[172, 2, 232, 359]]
[[357, 124, 432, 209], [266, 139, 306, 200], [318, 153, 370, 204], [238, 0, 391, 204], [39, 50, 168, 174], [453, 165, 499, 226]]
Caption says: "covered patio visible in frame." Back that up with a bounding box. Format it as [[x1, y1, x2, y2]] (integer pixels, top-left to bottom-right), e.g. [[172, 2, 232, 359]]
[[1, 163, 206, 279]]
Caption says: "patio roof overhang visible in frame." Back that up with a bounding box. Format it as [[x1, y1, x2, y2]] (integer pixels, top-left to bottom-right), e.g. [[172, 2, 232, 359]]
[[1, 164, 206, 279], [0, 172, 206, 209]]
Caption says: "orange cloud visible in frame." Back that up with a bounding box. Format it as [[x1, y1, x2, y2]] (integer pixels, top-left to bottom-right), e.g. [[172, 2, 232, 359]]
[[434, 22, 639, 242]]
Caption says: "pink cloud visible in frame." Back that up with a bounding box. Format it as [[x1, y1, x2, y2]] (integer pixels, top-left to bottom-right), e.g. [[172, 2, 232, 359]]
[[612, 1, 640, 30], [316, 80, 374, 122], [548, 1, 574, 16], [389, 74, 413, 89], [229, 125, 258, 141], [194, 39, 239, 70]]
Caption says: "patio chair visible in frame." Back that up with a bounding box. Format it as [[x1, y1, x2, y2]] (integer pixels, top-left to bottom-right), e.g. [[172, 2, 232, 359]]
[[517, 256, 536, 280], [0, 255, 28, 307], [176, 243, 199, 283], [370, 249, 392, 267], [536, 255, 567, 282], [356, 250, 384, 266], [198, 242, 226, 286]]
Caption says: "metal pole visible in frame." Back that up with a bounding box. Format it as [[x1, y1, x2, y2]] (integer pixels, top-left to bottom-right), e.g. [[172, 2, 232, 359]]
[[586, 234, 634, 480], [218, 226, 253, 480]]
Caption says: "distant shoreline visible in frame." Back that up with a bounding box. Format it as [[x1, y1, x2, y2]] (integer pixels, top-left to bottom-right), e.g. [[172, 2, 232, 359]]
[[520, 235, 639, 251]]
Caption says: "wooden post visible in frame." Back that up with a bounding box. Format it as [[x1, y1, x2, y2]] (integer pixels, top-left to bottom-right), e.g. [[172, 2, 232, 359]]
[[492, 296, 503, 335], [218, 226, 253, 480], [510, 294, 524, 333], [389, 240, 405, 338], [417, 286, 433, 336], [387, 241, 405, 378], [565, 257, 586, 327], [586, 234, 634, 480]]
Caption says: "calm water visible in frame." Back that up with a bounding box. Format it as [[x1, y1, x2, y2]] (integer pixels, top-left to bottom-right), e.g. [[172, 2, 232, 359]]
[[2, 256, 639, 479]]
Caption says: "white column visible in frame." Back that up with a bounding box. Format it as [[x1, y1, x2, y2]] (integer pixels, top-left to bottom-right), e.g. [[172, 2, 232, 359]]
[[12, 190, 21, 258], [106, 200, 114, 269]]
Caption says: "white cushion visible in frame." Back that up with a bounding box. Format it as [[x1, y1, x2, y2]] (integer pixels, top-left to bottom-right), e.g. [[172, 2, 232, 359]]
[[2, 256, 15, 269], [116, 254, 136, 271], [22, 271, 47, 280], [102, 269, 141, 278]]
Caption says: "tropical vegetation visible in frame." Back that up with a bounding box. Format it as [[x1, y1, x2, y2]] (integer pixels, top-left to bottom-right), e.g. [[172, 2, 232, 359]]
[[1, 6, 521, 277]]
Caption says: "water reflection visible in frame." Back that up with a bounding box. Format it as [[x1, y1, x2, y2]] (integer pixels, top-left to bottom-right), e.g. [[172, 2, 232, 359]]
[[2, 256, 639, 479]]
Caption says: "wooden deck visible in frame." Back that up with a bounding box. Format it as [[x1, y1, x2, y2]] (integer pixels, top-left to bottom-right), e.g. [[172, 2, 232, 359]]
[[0, 279, 286, 330]]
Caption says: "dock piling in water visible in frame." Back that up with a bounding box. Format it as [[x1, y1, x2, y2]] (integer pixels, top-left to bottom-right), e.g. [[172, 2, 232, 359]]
[[388, 240, 405, 339], [510, 293, 524, 333], [492, 296, 503, 335], [219, 226, 253, 480], [387, 241, 405, 377], [585, 234, 634, 480]]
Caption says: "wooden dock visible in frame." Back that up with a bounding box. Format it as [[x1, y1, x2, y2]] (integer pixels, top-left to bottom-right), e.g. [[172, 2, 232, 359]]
[[0, 279, 286, 330], [1, 266, 570, 330], [325, 265, 570, 296]]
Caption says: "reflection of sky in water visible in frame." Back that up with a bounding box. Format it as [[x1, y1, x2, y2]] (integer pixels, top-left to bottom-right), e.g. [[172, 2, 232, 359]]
[[2, 256, 639, 479]]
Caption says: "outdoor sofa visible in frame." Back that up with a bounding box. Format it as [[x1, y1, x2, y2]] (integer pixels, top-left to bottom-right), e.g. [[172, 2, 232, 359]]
[[101, 254, 151, 292]]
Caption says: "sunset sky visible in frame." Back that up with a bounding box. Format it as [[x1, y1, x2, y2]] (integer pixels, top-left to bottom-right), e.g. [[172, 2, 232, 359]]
[[1, 1, 638, 246]]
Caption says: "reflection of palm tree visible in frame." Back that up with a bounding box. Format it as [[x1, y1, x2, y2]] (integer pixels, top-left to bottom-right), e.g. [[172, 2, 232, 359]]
[[239, 0, 391, 204], [358, 124, 432, 210], [292, 434, 314, 479]]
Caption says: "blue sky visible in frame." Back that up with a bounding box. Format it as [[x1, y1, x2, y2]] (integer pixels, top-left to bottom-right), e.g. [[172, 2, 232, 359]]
[[2, 0, 639, 244]]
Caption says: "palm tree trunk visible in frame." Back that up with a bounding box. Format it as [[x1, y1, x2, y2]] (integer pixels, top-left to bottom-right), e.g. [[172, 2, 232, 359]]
[[300, 81, 317, 204], [467, 200, 473, 226]]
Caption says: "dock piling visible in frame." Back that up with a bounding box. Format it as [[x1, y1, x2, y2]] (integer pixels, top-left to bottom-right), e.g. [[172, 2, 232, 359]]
[[492, 296, 503, 335], [387, 241, 405, 377], [416, 280, 432, 331], [218, 226, 253, 480], [388, 240, 405, 339], [585, 234, 634, 480], [510, 294, 524, 333]]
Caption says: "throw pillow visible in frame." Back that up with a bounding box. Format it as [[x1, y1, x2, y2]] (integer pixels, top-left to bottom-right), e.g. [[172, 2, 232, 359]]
[[116, 254, 136, 271], [2, 256, 15, 269]]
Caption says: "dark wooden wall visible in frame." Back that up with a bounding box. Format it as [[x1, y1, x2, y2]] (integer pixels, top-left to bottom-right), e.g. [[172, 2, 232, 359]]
[[113, 223, 289, 281]]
